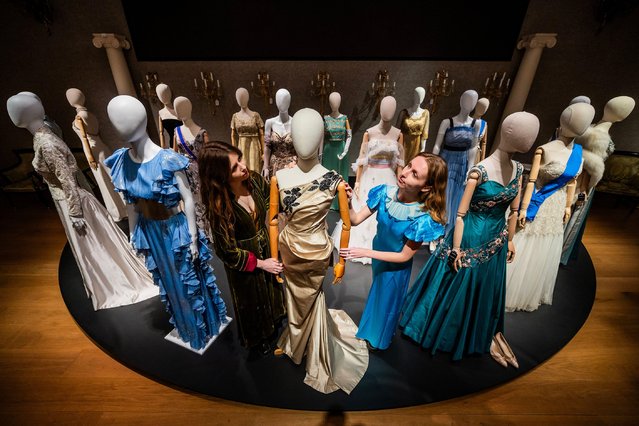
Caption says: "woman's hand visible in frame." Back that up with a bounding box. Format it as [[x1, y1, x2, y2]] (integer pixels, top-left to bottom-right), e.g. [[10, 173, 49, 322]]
[[339, 247, 370, 260], [343, 182, 354, 203], [507, 240, 516, 263], [257, 258, 284, 275]]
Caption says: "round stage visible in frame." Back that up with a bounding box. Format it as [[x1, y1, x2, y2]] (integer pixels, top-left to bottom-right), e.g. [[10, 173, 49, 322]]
[[58, 220, 596, 411]]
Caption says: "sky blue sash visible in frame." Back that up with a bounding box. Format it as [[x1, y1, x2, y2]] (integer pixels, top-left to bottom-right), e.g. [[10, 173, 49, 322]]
[[526, 143, 582, 221]]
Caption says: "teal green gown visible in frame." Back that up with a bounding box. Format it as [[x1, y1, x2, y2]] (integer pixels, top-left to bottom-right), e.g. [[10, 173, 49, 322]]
[[322, 115, 349, 210], [400, 162, 523, 360]]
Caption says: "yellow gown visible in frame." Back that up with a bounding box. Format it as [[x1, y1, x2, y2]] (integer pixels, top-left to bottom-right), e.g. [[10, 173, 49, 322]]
[[399, 108, 429, 163]]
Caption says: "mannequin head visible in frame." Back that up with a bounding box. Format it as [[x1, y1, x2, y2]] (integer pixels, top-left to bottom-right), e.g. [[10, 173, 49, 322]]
[[601, 96, 635, 123], [6, 91, 45, 133], [291, 108, 323, 159], [65, 88, 86, 109], [329, 92, 341, 112], [559, 103, 595, 138], [235, 87, 249, 108], [173, 96, 193, 121], [413, 87, 426, 106], [475, 98, 490, 117], [460, 90, 479, 114], [107, 95, 148, 143], [275, 88, 291, 113], [570, 95, 591, 105], [497, 111, 540, 154], [379, 96, 397, 122], [156, 83, 172, 106]]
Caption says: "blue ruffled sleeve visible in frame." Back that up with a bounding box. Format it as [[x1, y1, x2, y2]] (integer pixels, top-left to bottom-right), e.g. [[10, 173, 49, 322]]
[[366, 184, 387, 212], [404, 213, 445, 243], [104, 147, 133, 201], [153, 149, 190, 208]]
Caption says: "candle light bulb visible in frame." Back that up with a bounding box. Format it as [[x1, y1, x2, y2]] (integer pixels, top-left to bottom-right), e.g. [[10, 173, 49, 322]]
[[194, 78, 198, 88], [217, 79, 220, 88]]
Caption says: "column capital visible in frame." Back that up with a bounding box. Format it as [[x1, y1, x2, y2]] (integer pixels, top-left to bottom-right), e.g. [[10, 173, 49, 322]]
[[517, 33, 558, 50], [92, 33, 131, 50]]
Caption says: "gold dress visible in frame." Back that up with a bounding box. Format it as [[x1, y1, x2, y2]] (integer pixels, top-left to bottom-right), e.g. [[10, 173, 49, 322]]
[[276, 170, 369, 394], [231, 111, 264, 173], [399, 108, 430, 163]]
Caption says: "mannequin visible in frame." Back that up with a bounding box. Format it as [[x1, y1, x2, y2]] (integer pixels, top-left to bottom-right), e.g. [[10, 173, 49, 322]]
[[400, 111, 539, 364], [433, 89, 482, 233], [173, 96, 211, 240], [332, 96, 404, 265], [397, 87, 430, 163], [269, 108, 369, 394], [320, 92, 352, 209], [156, 83, 181, 149], [472, 97, 490, 162], [105, 95, 228, 352], [561, 96, 635, 265], [231, 87, 265, 173], [263, 88, 296, 178], [506, 102, 595, 313], [6, 92, 157, 310], [66, 88, 128, 221]]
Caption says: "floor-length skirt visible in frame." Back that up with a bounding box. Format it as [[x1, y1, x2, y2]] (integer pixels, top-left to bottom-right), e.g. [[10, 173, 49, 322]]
[[440, 149, 469, 234]]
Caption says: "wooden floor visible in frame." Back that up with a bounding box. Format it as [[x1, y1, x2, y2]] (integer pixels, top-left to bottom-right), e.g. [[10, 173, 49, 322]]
[[0, 193, 637, 425]]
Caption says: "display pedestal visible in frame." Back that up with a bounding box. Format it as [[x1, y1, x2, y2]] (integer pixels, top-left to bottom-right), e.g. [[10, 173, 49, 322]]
[[164, 316, 233, 355]]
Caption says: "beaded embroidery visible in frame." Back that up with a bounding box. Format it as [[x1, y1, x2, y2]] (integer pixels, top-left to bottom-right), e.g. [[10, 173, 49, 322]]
[[436, 228, 508, 268]]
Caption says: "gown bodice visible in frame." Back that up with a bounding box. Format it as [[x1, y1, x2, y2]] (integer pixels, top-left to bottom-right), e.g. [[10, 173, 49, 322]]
[[442, 118, 477, 150], [324, 115, 347, 142], [363, 138, 403, 169], [400, 109, 429, 137], [232, 112, 263, 137], [269, 131, 295, 157]]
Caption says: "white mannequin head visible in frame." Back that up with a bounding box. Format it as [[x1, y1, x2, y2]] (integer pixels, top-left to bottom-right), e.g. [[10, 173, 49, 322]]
[[559, 103, 596, 138], [413, 87, 426, 105], [156, 83, 172, 106], [107, 95, 148, 144], [460, 90, 479, 115], [497, 111, 539, 154], [602, 96, 635, 123], [173, 96, 192, 121], [475, 98, 490, 117], [65, 88, 86, 109], [291, 108, 323, 159], [6, 91, 45, 134], [569, 95, 591, 105], [329, 92, 341, 112], [379, 96, 397, 122], [275, 88, 291, 113], [235, 87, 249, 108]]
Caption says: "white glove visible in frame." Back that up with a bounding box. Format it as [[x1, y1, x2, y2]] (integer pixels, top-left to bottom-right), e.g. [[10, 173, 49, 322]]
[[337, 130, 352, 160]]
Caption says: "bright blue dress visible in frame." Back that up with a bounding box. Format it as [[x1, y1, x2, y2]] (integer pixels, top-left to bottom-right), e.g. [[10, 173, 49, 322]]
[[440, 118, 477, 234], [105, 148, 227, 350], [356, 185, 445, 350], [400, 163, 522, 360]]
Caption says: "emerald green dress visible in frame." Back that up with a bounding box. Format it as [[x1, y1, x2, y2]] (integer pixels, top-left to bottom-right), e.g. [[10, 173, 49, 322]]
[[323, 115, 349, 209], [210, 171, 286, 348]]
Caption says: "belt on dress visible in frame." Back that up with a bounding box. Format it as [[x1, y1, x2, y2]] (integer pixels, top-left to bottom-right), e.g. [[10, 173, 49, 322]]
[[136, 199, 181, 220], [367, 163, 392, 169], [442, 144, 469, 152]]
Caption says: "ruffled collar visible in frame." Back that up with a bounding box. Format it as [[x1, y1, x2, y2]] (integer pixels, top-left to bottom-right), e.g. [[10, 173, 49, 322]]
[[384, 186, 425, 221]]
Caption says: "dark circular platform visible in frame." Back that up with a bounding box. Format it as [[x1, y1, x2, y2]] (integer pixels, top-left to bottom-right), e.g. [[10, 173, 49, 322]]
[[58, 220, 596, 411]]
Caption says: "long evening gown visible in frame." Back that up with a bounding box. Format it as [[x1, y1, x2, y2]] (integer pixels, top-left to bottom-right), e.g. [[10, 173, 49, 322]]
[[231, 111, 264, 173], [399, 108, 429, 164], [32, 126, 157, 310], [276, 170, 369, 394], [356, 184, 444, 350], [400, 162, 523, 360], [105, 147, 228, 350]]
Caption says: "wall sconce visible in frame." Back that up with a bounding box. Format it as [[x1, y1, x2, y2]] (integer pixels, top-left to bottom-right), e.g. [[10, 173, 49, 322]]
[[427, 70, 455, 114], [138, 72, 160, 104], [250, 71, 276, 111], [370, 70, 396, 120], [481, 71, 511, 103], [309, 71, 335, 116], [194, 71, 223, 116]]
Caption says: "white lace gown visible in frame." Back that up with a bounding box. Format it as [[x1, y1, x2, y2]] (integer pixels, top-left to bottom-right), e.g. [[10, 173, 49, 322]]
[[331, 132, 403, 264], [505, 159, 582, 312]]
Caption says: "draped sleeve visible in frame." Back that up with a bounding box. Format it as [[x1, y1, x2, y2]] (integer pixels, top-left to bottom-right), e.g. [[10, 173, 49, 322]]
[[153, 150, 190, 208], [366, 184, 387, 212], [404, 212, 445, 243]]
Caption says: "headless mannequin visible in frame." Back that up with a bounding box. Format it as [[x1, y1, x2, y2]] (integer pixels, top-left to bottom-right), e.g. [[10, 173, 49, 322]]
[[472, 97, 490, 162], [156, 83, 179, 149], [518, 103, 595, 227], [433, 89, 481, 168], [173, 96, 205, 151], [263, 89, 293, 177], [398, 87, 429, 154], [319, 92, 352, 160], [354, 96, 404, 197], [107, 95, 199, 259]]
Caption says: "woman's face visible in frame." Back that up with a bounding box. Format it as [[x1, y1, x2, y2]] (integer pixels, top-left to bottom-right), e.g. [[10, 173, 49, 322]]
[[398, 155, 430, 194], [228, 152, 249, 183]]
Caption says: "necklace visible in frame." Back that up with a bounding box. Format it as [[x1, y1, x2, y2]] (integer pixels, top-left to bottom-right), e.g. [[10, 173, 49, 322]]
[[237, 194, 256, 217]]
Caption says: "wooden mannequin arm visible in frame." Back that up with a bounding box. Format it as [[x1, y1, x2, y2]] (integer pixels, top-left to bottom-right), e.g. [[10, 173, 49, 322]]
[[432, 120, 449, 155], [452, 171, 480, 253], [158, 113, 166, 149], [564, 177, 577, 223], [268, 176, 283, 283], [518, 147, 543, 227], [396, 133, 404, 177], [354, 132, 369, 196], [203, 130, 210, 144], [505, 176, 522, 262], [173, 129, 179, 152], [333, 182, 350, 284], [479, 126, 488, 161], [75, 116, 97, 170], [230, 128, 237, 148]]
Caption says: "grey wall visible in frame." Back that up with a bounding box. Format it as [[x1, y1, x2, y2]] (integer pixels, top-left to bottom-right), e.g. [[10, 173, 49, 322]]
[[1, 0, 637, 172]]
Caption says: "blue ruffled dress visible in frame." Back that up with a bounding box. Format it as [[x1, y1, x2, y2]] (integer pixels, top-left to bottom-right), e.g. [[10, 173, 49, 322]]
[[105, 148, 227, 350], [356, 185, 444, 350]]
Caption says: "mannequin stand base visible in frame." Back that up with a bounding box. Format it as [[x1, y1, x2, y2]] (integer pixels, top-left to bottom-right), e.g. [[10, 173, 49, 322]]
[[164, 316, 233, 355]]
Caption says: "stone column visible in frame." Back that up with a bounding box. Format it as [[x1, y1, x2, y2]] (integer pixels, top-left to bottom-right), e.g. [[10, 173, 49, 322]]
[[92, 33, 136, 97], [492, 33, 557, 149]]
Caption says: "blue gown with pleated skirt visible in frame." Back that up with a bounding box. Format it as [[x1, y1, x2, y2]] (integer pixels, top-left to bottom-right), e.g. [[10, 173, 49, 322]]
[[105, 148, 228, 350], [400, 162, 522, 360], [356, 185, 444, 350]]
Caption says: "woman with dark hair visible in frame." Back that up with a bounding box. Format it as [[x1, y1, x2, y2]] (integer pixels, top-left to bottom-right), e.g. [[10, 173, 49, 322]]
[[199, 141, 286, 353]]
